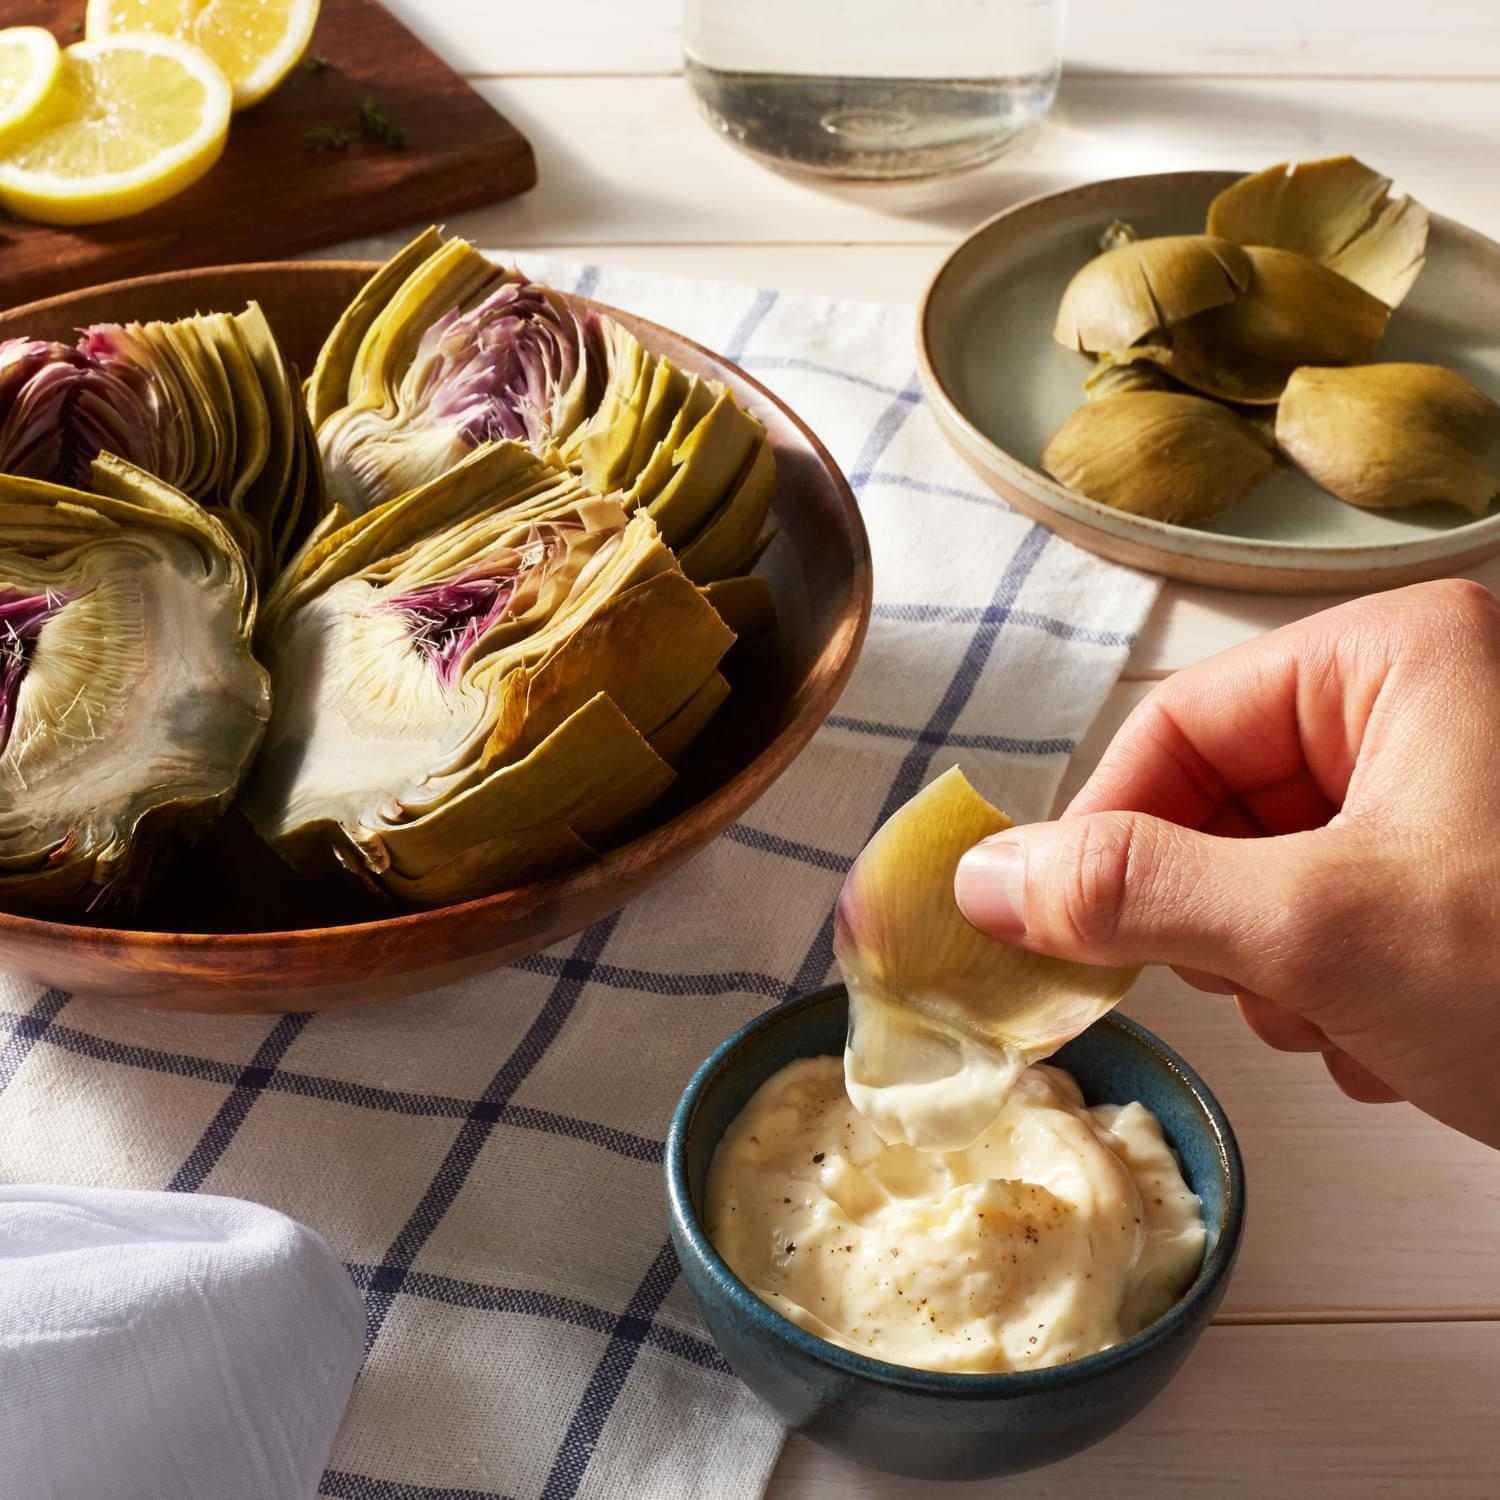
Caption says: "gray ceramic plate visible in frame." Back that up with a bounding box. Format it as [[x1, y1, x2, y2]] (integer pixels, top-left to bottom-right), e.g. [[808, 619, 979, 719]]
[[918, 170, 1500, 593]]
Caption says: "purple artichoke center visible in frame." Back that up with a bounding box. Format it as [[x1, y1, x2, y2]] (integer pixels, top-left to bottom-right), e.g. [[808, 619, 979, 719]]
[[386, 575, 519, 686], [0, 335, 162, 486], [410, 279, 590, 451], [0, 590, 64, 753]]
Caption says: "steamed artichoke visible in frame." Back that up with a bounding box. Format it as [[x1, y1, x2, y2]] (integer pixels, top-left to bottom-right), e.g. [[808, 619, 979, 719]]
[[1277, 363, 1500, 515], [310, 229, 777, 584], [1054, 234, 1251, 355], [244, 441, 737, 905], [1042, 391, 1275, 524], [0, 303, 324, 582], [1207, 155, 1429, 309], [1121, 245, 1389, 405], [834, 767, 1138, 1149], [0, 455, 269, 915]]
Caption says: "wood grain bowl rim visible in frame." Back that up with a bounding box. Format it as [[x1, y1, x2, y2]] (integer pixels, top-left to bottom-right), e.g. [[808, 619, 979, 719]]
[[0, 259, 873, 951], [915, 170, 1500, 592]]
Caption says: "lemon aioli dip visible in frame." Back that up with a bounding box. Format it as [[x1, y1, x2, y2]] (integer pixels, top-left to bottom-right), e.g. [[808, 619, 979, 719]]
[[705, 1053, 1204, 1374]]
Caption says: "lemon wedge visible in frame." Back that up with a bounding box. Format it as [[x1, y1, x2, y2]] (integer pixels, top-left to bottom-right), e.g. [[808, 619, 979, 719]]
[[0, 26, 61, 149], [0, 35, 231, 226], [85, 0, 320, 110]]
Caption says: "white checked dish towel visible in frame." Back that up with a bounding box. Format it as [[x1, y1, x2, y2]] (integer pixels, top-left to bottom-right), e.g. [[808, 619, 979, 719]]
[[0, 258, 1160, 1500]]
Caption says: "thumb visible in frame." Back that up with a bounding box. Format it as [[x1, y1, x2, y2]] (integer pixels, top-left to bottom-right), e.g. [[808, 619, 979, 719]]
[[953, 810, 1351, 990]]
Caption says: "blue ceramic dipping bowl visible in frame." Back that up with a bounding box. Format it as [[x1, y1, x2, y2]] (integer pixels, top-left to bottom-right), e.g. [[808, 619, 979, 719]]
[[666, 983, 1245, 1481]]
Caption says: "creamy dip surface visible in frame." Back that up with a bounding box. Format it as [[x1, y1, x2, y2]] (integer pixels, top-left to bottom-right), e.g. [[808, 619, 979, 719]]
[[705, 1055, 1205, 1374]]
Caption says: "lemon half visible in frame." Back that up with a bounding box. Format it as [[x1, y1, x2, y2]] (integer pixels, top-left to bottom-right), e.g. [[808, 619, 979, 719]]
[[86, 0, 320, 110], [0, 26, 62, 149], [0, 35, 232, 226]]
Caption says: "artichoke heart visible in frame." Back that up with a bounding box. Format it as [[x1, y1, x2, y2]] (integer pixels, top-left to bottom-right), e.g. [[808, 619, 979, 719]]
[[1276, 363, 1500, 515], [1122, 245, 1390, 405], [834, 767, 1138, 1150], [243, 441, 738, 905], [1207, 155, 1429, 309], [1042, 391, 1274, 525], [1053, 234, 1251, 354], [0, 455, 269, 915], [1, 303, 325, 584], [311, 228, 777, 583]]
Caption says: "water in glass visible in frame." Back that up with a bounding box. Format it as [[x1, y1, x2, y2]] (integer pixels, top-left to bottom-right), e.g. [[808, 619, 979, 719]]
[[683, 0, 1065, 180]]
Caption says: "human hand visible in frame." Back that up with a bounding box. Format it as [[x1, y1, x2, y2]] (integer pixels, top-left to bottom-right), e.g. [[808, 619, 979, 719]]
[[954, 579, 1500, 1150]]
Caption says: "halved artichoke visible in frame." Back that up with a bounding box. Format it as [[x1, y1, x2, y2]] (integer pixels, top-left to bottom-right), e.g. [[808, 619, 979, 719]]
[[1042, 391, 1275, 524], [1277, 363, 1500, 515], [834, 767, 1138, 1149], [244, 441, 738, 905], [0, 455, 270, 915], [0, 304, 324, 583], [310, 229, 777, 584], [1207, 155, 1429, 309]]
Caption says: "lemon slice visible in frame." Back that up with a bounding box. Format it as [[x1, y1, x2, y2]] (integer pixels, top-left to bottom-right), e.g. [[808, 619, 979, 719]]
[[0, 36, 231, 226], [0, 26, 62, 149], [85, 0, 320, 110]]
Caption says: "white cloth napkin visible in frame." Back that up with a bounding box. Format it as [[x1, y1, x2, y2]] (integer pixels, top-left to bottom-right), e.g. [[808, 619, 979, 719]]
[[0, 1186, 363, 1500], [0, 259, 1159, 1500]]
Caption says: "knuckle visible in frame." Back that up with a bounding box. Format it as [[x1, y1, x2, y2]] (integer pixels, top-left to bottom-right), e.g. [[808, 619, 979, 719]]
[[1042, 816, 1144, 951], [1413, 578, 1500, 642]]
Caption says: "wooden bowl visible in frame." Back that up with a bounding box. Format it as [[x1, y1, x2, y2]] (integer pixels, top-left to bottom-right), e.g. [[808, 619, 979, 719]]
[[0, 263, 871, 1013]]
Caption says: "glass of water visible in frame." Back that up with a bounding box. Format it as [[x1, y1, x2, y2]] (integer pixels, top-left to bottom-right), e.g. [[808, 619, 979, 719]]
[[683, 0, 1066, 181]]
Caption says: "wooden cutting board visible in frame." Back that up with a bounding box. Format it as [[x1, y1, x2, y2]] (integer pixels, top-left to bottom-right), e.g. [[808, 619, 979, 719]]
[[1, 0, 537, 307]]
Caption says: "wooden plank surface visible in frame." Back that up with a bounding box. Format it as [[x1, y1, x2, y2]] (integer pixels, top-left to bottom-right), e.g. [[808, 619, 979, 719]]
[[767, 1322, 1500, 1499], [0, 0, 535, 306], [382, 0, 1500, 80], [449, 76, 1500, 250]]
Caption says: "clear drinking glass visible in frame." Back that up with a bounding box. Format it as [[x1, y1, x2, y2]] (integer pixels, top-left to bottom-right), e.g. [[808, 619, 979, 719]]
[[683, 0, 1065, 181]]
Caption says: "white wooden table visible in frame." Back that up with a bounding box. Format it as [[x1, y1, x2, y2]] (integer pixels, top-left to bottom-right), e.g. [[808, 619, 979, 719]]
[[373, 4, 1500, 1492]]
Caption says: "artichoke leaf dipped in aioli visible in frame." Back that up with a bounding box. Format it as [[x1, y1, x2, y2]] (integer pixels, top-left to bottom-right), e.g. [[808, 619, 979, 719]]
[[833, 766, 1139, 1151], [1042, 391, 1274, 525], [1277, 364, 1500, 516]]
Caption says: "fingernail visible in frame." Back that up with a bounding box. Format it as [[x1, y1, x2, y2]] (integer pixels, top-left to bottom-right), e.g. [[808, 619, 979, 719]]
[[955, 835, 1027, 938]]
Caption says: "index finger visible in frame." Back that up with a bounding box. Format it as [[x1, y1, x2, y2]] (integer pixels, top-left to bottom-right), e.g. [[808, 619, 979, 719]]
[[1065, 598, 1387, 833]]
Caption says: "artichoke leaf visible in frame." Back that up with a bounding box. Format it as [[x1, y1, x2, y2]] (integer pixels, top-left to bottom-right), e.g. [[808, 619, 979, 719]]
[[0, 455, 268, 914], [377, 691, 675, 879], [306, 225, 446, 430], [1276, 363, 1500, 515], [676, 438, 777, 584], [1084, 355, 1176, 400], [1054, 235, 1251, 354], [484, 569, 736, 767], [649, 670, 731, 766], [1122, 245, 1389, 404], [834, 767, 1138, 1149], [646, 392, 765, 547], [383, 821, 599, 905], [1206, 155, 1429, 308], [1042, 391, 1274, 525], [619, 376, 719, 508], [699, 574, 777, 639]]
